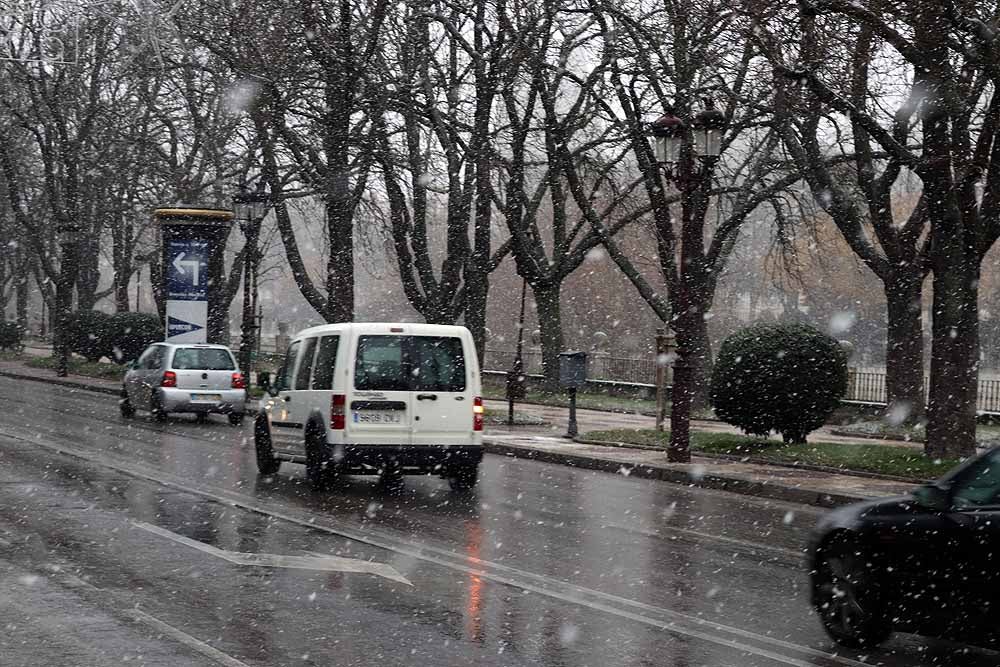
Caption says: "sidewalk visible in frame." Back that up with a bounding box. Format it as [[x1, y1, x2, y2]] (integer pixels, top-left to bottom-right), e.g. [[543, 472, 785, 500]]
[[0, 358, 919, 508]]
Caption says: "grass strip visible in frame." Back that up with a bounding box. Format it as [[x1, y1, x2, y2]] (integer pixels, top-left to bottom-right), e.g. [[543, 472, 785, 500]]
[[583, 429, 961, 480]]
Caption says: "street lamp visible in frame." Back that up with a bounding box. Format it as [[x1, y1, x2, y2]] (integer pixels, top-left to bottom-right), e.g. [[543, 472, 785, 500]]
[[232, 180, 271, 383], [692, 99, 726, 159], [649, 107, 685, 165]]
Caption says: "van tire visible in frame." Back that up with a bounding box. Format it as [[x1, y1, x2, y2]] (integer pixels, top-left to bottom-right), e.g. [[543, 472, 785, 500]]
[[305, 424, 335, 491], [254, 417, 281, 475], [448, 463, 478, 491]]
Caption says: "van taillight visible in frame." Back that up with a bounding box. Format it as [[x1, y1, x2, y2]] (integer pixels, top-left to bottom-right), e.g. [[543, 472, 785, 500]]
[[161, 371, 177, 388], [473, 396, 484, 431], [231, 373, 246, 389], [331, 394, 346, 430]]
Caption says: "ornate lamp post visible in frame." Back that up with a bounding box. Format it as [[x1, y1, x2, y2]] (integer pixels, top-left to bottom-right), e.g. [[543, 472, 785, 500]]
[[232, 180, 270, 382], [647, 98, 729, 462]]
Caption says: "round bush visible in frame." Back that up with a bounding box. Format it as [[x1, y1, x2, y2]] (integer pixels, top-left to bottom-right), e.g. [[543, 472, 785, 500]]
[[106, 312, 162, 364], [66, 310, 113, 362], [710, 323, 848, 444]]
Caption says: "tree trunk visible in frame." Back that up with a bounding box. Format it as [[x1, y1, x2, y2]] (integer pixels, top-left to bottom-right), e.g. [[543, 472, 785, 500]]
[[76, 237, 100, 311], [668, 310, 705, 462], [687, 312, 713, 413], [464, 264, 489, 365], [883, 273, 925, 422], [325, 193, 354, 323], [925, 264, 979, 459], [532, 281, 563, 391]]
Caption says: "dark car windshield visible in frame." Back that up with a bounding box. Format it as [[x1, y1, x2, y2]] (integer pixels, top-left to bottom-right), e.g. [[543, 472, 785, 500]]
[[171, 348, 235, 371]]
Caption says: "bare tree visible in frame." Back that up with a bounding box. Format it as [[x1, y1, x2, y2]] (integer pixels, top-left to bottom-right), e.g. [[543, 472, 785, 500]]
[[759, 0, 1000, 458]]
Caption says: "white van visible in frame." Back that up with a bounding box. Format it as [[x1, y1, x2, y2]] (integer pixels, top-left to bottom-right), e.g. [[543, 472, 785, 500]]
[[254, 323, 484, 490]]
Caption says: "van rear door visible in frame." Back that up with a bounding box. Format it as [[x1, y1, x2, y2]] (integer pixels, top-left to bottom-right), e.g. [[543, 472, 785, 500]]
[[409, 335, 473, 447], [348, 335, 413, 445]]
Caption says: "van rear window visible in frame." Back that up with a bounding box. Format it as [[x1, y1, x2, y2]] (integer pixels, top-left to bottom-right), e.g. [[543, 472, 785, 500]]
[[172, 348, 235, 370], [355, 336, 466, 392]]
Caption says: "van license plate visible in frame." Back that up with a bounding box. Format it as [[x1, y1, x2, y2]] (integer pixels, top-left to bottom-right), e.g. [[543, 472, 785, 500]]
[[191, 394, 222, 402], [354, 411, 401, 424]]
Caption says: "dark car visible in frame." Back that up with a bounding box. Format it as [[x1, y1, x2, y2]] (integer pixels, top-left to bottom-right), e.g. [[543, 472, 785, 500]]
[[808, 446, 1000, 649]]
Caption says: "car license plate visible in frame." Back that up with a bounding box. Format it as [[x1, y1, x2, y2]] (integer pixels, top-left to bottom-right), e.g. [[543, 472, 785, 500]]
[[191, 393, 222, 402], [353, 411, 401, 424]]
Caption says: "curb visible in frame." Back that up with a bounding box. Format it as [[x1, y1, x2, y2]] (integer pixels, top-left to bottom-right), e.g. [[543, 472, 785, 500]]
[[0, 369, 121, 396], [483, 441, 870, 508]]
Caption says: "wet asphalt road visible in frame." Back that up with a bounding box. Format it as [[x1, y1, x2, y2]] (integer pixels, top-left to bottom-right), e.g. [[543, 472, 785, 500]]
[[0, 376, 995, 667]]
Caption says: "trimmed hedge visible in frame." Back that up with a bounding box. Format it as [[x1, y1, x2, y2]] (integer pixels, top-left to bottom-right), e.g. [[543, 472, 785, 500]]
[[64, 310, 162, 364], [710, 323, 848, 444], [67, 310, 112, 362], [107, 312, 162, 364], [0, 321, 22, 351]]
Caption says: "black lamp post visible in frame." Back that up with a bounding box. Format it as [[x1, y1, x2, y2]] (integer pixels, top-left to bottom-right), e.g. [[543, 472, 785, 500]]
[[647, 97, 728, 462], [232, 180, 270, 382]]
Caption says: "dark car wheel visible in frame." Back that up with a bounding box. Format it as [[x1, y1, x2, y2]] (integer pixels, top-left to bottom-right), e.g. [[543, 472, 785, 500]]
[[254, 417, 281, 475], [812, 537, 892, 649], [150, 392, 168, 423], [448, 463, 479, 492], [228, 413, 244, 426], [119, 388, 135, 418], [305, 424, 335, 491]]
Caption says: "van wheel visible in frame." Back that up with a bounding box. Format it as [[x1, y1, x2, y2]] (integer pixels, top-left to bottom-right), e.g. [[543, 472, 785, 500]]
[[254, 417, 281, 475], [448, 463, 478, 492], [150, 392, 168, 423], [119, 388, 135, 418], [305, 425, 335, 491]]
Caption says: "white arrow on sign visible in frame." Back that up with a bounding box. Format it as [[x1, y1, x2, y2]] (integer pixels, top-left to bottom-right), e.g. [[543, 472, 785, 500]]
[[132, 521, 411, 585], [172, 252, 201, 285]]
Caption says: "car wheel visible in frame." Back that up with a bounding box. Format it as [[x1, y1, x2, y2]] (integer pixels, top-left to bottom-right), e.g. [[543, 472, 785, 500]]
[[305, 424, 335, 491], [228, 413, 244, 426], [812, 537, 892, 649], [448, 463, 478, 492], [150, 391, 168, 423], [119, 388, 135, 418], [254, 416, 281, 475]]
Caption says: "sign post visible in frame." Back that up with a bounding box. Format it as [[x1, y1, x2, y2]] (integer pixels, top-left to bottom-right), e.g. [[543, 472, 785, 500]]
[[154, 208, 234, 345]]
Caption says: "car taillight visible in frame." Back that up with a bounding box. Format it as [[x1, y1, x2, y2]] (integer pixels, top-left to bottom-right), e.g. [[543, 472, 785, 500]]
[[161, 371, 177, 388], [231, 372, 246, 389], [331, 394, 346, 430], [473, 396, 484, 431]]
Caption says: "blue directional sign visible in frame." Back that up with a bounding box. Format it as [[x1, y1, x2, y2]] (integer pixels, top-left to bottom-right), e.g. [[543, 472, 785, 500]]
[[166, 239, 208, 301], [167, 315, 205, 338]]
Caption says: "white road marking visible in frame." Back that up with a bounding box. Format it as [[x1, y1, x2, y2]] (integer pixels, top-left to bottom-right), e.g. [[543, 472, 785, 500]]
[[3, 429, 873, 667], [126, 608, 251, 667], [132, 520, 411, 585]]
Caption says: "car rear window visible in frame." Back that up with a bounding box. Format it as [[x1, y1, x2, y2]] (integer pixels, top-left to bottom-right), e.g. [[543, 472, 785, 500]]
[[171, 348, 235, 370], [354, 335, 465, 392]]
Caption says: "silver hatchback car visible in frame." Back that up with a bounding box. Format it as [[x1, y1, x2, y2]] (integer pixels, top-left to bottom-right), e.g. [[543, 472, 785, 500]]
[[120, 343, 247, 425]]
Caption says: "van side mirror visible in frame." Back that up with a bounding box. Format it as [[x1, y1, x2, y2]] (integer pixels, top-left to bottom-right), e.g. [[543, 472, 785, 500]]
[[268, 375, 283, 397], [913, 483, 951, 512]]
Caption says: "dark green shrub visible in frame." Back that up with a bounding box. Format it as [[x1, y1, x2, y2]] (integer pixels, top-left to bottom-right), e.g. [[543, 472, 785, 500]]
[[106, 312, 162, 364], [66, 310, 112, 362], [0, 321, 22, 351], [710, 323, 848, 444]]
